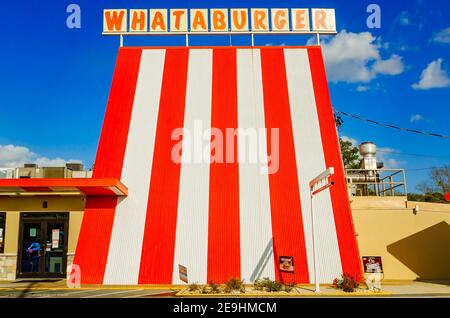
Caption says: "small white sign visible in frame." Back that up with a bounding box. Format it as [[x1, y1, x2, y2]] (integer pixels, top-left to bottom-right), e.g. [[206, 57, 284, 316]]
[[52, 229, 60, 240]]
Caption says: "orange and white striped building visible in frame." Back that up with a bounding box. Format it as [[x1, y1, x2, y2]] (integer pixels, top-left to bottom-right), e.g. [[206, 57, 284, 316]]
[[72, 46, 362, 285]]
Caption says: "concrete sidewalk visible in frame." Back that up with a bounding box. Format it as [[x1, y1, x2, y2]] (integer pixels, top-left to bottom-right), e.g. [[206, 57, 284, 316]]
[[0, 279, 449, 298]]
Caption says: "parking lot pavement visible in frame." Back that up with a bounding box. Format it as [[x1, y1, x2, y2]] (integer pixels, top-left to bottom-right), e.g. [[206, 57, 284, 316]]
[[0, 288, 177, 298]]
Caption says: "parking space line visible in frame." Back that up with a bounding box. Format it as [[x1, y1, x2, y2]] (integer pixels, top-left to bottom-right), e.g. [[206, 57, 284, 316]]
[[122, 291, 171, 298], [35, 289, 102, 298], [83, 289, 144, 298]]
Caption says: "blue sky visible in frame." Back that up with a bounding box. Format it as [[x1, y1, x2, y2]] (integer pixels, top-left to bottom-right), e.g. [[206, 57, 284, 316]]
[[0, 0, 449, 192]]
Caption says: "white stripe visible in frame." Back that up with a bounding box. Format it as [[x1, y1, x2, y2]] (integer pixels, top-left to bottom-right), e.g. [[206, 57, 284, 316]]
[[237, 49, 275, 282], [103, 50, 166, 284], [284, 48, 343, 283], [172, 49, 213, 284]]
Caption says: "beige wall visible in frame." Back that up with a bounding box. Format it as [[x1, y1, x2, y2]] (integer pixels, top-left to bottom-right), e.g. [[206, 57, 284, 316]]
[[351, 197, 450, 280], [0, 196, 85, 254], [1, 194, 449, 281]]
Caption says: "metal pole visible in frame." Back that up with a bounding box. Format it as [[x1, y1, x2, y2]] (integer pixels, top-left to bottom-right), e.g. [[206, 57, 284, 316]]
[[120, 34, 123, 47], [310, 193, 320, 293], [316, 33, 320, 46], [185, 33, 189, 47], [390, 176, 394, 196], [251, 33, 255, 47], [374, 170, 379, 196], [403, 170, 407, 196]]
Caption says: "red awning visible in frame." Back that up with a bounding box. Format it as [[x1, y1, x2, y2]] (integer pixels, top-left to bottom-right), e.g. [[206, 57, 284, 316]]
[[0, 178, 128, 196]]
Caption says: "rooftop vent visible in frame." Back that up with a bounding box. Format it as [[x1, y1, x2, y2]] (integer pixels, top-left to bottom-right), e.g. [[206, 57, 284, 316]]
[[66, 162, 84, 172]]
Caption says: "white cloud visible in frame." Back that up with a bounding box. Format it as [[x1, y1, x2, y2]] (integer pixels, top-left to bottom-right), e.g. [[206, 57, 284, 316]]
[[356, 85, 370, 92], [377, 147, 402, 168], [341, 136, 358, 146], [412, 58, 450, 90], [321, 30, 405, 83], [409, 114, 424, 123], [0, 144, 81, 168], [373, 54, 404, 75], [433, 28, 450, 44]]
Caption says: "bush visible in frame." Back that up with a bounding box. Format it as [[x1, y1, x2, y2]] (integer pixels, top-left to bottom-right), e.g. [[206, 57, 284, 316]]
[[253, 279, 265, 291], [208, 281, 221, 294], [265, 279, 283, 292], [188, 282, 200, 292], [254, 277, 283, 292], [225, 277, 244, 291], [332, 273, 361, 292], [201, 285, 209, 294]]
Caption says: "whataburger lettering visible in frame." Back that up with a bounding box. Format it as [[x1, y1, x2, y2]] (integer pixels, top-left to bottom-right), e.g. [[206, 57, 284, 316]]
[[103, 8, 336, 34]]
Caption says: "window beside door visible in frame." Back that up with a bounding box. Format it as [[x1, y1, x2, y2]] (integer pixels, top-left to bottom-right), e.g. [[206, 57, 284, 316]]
[[0, 213, 5, 253]]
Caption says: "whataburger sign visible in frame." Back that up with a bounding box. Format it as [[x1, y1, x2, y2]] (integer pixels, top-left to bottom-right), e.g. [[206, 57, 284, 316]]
[[103, 8, 336, 34]]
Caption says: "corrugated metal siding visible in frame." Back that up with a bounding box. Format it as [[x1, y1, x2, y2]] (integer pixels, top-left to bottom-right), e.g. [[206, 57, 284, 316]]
[[237, 49, 275, 282], [103, 50, 166, 284], [74, 47, 362, 285], [171, 50, 213, 284], [284, 49, 342, 283]]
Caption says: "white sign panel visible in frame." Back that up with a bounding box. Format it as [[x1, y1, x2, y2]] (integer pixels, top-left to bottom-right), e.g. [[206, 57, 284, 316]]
[[311, 9, 336, 32], [103, 8, 337, 34]]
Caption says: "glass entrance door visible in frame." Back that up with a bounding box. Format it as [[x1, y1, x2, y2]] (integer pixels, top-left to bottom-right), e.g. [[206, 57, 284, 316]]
[[18, 213, 68, 278], [20, 222, 42, 274], [44, 222, 66, 275]]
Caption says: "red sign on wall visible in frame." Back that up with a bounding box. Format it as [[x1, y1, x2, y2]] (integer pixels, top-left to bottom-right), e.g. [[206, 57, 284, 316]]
[[279, 256, 294, 273], [362, 256, 383, 273]]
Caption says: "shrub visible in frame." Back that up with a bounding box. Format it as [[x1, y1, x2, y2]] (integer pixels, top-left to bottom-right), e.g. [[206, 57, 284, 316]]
[[208, 281, 221, 294], [201, 285, 209, 294], [265, 279, 283, 292], [253, 279, 265, 291], [188, 282, 200, 292], [225, 277, 244, 291], [253, 277, 283, 292], [332, 273, 361, 292]]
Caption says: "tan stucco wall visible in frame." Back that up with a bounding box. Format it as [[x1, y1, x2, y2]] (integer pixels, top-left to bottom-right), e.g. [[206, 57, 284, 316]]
[[0, 196, 85, 254], [1, 194, 449, 281], [351, 197, 450, 280]]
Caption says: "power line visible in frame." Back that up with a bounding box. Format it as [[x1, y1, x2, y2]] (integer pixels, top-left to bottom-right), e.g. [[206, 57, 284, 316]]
[[377, 149, 450, 161], [335, 110, 450, 139], [406, 167, 447, 172]]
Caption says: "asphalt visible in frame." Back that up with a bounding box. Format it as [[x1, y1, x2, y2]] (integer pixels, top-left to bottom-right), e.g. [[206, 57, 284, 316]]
[[0, 279, 448, 298]]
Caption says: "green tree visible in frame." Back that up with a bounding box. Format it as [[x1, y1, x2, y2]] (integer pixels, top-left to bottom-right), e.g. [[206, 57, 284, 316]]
[[334, 112, 360, 169], [430, 165, 450, 193], [340, 139, 361, 169], [409, 166, 450, 204]]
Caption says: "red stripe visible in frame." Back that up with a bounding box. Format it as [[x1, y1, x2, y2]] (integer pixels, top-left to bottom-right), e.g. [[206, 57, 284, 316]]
[[138, 49, 189, 284], [307, 47, 362, 278], [207, 48, 241, 283], [73, 48, 142, 284], [260, 48, 310, 284]]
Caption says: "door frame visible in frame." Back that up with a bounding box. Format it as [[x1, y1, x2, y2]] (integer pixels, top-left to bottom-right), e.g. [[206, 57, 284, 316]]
[[16, 212, 69, 279]]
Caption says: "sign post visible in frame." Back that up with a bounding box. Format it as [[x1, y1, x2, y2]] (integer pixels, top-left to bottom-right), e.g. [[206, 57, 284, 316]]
[[309, 167, 335, 293]]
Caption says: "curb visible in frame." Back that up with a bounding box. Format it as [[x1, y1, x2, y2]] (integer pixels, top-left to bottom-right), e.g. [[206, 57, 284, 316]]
[[1, 287, 183, 291], [175, 290, 393, 297]]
